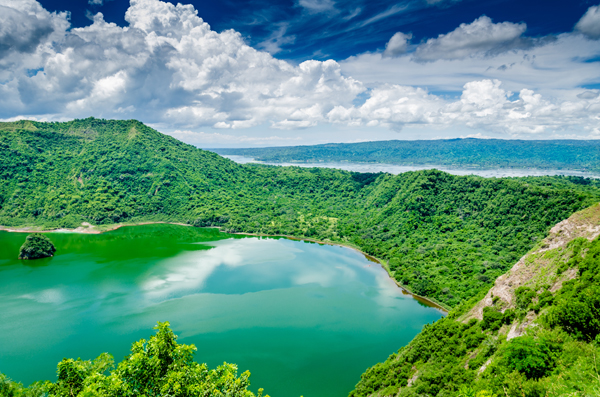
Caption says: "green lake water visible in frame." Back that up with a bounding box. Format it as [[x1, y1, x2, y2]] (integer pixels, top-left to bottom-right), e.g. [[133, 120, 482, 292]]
[[0, 224, 443, 397]]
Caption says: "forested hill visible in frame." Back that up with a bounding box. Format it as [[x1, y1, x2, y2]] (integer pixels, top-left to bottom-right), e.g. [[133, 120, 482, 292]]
[[2, 118, 600, 309], [350, 204, 600, 397], [211, 139, 600, 172]]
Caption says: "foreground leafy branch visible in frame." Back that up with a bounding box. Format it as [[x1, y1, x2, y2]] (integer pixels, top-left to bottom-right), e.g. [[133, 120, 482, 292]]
[[1, 322, 268, 397]]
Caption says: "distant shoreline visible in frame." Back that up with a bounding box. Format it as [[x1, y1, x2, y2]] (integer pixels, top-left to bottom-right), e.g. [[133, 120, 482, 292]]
[[221, 155, 600, 179], [0, 221, 449, 314], [0, 221, 193, 235], [230, 157, 598, 172]]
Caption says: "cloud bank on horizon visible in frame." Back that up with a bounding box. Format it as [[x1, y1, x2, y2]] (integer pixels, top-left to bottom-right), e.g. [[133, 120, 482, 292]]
[[0, 0, 599, 146]]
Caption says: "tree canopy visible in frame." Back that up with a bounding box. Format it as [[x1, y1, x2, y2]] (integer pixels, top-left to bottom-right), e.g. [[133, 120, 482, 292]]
[[18, 233, 56, 260], [1, 118, 600, 307], [1, 322, 268, 397]]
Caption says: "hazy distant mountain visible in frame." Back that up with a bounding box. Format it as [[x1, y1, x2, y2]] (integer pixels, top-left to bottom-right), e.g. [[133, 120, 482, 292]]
[[212, 139, 600, 172]]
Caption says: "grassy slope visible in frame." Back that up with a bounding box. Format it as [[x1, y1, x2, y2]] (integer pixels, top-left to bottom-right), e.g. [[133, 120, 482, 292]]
[[1, 118, 600, 309], [350, 204, 600, 397], [211, 139, 600, 172]]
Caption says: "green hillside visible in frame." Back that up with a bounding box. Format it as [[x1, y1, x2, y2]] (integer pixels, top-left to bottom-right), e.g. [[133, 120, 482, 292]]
[[350, 204, 600, 397], [2, 118, 600, 396], [2, 118, 600, 309], [211, 139, 600, 172]]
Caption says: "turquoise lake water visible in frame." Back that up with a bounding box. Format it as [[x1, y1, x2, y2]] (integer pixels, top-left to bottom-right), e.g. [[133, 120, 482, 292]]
[[0, 224, 443, 396]]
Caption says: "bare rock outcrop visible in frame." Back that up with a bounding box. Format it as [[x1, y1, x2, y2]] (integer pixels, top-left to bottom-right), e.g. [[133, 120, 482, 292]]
[[462, 203, 600, 323]]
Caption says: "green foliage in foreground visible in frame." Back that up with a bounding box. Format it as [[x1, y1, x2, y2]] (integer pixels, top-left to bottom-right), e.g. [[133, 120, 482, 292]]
[[211, 138, 600, 172], [350, 236, 600, 397], [18, 233, 56, 260], [0, 322, 267, 397], [1, 119, 600, 308]]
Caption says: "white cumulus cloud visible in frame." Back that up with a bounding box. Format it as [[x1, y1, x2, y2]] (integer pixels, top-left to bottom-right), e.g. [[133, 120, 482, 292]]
[[383, 32, 412, 58], [328, 79, 600, 135], [0, 0, 69, 63], [413, 16, 532, 62], [575, 5, 600, 40], [0, 0, 598, 139], [328, 85, 443, 130], [0, 0, 364, 129]]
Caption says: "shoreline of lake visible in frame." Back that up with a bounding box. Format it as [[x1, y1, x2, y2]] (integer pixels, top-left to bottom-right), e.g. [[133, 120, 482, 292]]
[[0, 221, 450, 313], [0, 225, 444, 396], [222, 155, 600, 179], [0, 221, 193, 234], [232, 230, 450, 313]]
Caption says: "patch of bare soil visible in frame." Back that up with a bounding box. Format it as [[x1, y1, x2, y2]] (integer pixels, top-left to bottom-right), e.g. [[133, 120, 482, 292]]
[[462, 203, 600, 325]]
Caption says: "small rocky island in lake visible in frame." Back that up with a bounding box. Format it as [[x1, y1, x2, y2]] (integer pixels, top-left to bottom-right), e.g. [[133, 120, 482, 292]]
[[18, 233, 56, 260]]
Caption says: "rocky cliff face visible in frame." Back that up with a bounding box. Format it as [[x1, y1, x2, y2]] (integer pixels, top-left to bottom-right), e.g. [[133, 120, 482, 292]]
[[462, 203, 600, 340], [350, 202, 600, 397]]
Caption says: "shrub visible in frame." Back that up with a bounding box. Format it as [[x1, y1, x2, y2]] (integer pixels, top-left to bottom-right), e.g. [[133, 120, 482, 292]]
[[515, 287, 535, 310], [482, 307, 504, 331], [549, 286, 600, 341], [18, 233, 56, 260], [504, 336, 560, 379], [502, 308, 516, 324]]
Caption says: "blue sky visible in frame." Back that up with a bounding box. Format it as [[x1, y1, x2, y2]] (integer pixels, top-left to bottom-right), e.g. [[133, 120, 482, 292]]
[[37, 0, 593, 61], [2, 0, 600, 146]]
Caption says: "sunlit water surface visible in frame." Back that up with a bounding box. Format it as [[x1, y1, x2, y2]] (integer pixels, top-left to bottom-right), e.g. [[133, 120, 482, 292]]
[[223, 155, 600, 179], [0, 225, 443, 397]]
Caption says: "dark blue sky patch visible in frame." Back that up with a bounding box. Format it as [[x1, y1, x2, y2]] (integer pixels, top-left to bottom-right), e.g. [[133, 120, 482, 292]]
[[26, 68, 45, 78], [37, 0, 594, 61]]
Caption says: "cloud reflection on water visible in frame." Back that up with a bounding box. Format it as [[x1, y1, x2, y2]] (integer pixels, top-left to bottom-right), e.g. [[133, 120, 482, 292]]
[[134, 237, 419, 335], [141, 238, 300, 301], [20, 288, 66, 305]]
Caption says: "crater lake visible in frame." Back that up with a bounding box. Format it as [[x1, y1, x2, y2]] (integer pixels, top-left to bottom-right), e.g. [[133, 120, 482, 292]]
[[0, 224, 443, 397]]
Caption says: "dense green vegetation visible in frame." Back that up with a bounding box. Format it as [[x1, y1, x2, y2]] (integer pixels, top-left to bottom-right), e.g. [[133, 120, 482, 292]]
[[2, 118, 600, 308], [18, 233, 56, 260], [350, 234, 600, 397], [0, 322, 267, 397], [212, 139, 600, 172], [2, 118, 600, 395]]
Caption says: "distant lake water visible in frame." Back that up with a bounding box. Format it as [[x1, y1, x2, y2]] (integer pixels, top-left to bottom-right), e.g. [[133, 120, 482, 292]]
[[223, 155, 600, 179], [0, 224, 443, 397]]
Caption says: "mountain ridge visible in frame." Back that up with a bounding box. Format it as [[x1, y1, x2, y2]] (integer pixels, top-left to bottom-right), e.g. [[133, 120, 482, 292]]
[[2, 118, 600, 310], [2, 118, 600, 396], [210, 138, 600, 172]]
